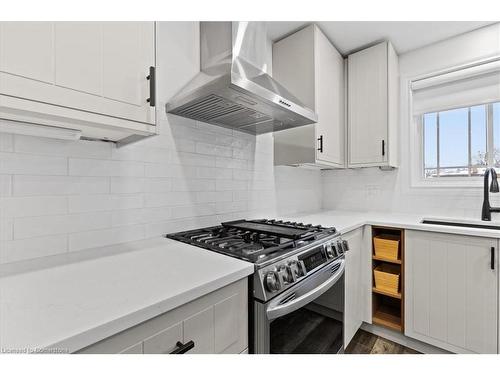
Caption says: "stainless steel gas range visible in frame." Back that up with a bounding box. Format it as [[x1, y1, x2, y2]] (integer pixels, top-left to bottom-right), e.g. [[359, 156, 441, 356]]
[[167, 219, 347, 354]]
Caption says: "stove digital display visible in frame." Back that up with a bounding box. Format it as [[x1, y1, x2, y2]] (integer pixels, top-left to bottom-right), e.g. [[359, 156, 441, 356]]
[[299, 247, 326, 272]]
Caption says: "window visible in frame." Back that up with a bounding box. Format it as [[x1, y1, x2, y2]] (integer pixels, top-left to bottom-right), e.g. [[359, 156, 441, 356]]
[[411, 59, 500, 184], [422, 102, 499, 178]]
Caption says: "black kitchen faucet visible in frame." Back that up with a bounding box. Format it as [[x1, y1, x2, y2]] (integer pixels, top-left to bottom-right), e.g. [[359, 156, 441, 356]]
[[481, 167, 500, 221]]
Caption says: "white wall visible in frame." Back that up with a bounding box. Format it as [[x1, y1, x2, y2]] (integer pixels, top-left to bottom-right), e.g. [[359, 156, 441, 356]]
[[322, 23, 500, 218], [0, 22, 322, 264]]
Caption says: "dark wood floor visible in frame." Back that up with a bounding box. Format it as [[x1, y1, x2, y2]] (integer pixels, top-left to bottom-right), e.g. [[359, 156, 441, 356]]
[[345, 330, 420, 354]]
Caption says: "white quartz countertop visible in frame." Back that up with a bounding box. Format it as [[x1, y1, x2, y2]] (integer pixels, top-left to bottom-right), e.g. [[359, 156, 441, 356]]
[[280, 209, 500, 239], [0, 237, 253, 353], [3, 209, 500, 354]]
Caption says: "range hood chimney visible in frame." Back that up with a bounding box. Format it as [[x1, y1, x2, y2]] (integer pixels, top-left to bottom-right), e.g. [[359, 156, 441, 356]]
[[166, 22, 318, 134]]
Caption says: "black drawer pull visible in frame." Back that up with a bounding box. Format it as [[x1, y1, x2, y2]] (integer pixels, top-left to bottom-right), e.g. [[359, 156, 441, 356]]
[[146, 66, 156, 107], [491, 247, 495, 270], [317, 135, 323, 153], [170, 340, 195, 354], [382, 139, 385, 156]]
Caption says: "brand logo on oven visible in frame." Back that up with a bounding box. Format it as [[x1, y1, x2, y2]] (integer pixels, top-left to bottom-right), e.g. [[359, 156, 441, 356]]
[[279, 99, 291, 107]]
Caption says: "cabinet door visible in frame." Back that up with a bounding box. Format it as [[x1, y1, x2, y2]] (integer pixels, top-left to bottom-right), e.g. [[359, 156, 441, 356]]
[[183, 306, 215, 354], [214, 293, 240, 353], [348, 42, 388, 166], [315, 28, 345, 166], [343, 228, 363, 347], [405, 231, 498, 354], [0, 21, 155, 125]]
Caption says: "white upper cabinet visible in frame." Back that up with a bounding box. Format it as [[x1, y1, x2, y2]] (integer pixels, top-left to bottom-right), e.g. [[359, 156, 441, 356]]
[[405, 231, 498, 354], [273, 24, 345, 169], [347, 41, 398, 168], [0, 22, 156, 144]]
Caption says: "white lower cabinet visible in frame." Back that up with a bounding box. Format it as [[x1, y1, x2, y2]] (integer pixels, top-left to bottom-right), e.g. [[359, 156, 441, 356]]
[[405, 230, 498, 354], [343, 227, 364, 348], [78, 278, 248, 354]]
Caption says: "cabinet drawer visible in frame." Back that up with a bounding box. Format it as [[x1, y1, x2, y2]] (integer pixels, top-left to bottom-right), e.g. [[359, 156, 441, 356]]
[[143, 322, 183, 354], [119, 342, 143, 354]]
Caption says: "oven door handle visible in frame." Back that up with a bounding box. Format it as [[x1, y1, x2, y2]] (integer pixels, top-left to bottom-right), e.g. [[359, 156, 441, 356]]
[[266, 259, 345, 320]]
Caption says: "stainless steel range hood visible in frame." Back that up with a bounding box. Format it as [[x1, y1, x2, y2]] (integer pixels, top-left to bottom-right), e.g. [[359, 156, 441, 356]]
[[166, 22, 318, 134]]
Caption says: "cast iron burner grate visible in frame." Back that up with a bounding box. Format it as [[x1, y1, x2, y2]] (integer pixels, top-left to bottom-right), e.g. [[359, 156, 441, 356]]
[[166, 219, 336, 263]]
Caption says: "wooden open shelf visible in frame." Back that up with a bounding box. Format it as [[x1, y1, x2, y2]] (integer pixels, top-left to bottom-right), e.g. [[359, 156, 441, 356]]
[[373, 304, 402, 331], [372, 287, 401, 299], [372, 255, 401, 264], [371, 226, 405, 332]]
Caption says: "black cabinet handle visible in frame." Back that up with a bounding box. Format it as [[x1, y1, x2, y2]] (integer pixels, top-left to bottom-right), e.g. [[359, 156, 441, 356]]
[[146, 66, 156, 107], [382, 139, 385, 156], [491, 247, 495, 270], [170, 340, 194, 354], [317, 135, 323, 153]]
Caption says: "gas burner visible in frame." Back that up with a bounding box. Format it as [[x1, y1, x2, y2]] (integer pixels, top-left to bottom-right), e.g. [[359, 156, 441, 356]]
[[240, 243, 265, 254], [166, 219, 337, 264]]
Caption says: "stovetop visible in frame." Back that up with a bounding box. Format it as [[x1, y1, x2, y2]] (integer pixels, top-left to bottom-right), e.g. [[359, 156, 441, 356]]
[[166, 219, 337, 264]]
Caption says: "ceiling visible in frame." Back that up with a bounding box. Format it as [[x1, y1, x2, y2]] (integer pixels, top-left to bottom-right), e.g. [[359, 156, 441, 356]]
[[266, 21, 496, 55]]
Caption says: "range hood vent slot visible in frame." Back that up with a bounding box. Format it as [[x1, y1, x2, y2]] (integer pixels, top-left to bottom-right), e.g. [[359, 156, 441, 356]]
[[171, 94, 273, 128]]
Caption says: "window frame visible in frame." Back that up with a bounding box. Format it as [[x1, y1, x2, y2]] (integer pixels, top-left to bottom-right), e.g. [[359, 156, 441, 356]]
[[408, 57, 500, 189]]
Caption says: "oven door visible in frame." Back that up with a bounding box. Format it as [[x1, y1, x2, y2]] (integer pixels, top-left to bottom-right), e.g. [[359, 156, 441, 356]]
[[253, 258, 345, 354]]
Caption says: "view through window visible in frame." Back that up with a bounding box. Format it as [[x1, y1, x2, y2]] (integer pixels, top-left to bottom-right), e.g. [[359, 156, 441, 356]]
[[423, 102, 500, 178]]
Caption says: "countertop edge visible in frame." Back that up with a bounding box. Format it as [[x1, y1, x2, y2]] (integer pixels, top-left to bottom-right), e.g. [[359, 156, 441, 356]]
[[48, 264, 254, 353]]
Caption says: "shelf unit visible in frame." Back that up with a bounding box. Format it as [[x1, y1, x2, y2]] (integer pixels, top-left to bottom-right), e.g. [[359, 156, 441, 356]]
[[371, 226, 405, 332]]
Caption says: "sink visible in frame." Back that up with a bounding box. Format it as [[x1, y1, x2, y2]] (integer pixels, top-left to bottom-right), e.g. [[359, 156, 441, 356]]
[[421, 218, 500, 230]]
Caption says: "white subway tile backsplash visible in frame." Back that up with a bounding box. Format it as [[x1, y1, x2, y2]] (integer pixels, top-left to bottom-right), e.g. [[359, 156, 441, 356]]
[[14, 135, 112, 159], [143, 178, 172, 193], [0, 23, 324, 265], [0, 196, 67, 218], [171, 203, 216, 219], [110, 177, 145, 194], [69, 158, 144, 177], [14, 212, 111, 239], [144, 191, 194, 207], [215, 201, 247, 214], [141, 207, 172, 223], [0, 235, 67, 264], [0, 219, 13, 240], [13, 175, 109, 196], [0, 175, 12, 196], [111, 208, 147, 227], [0, 152, 67, 175], [195, 142, 216, 155], [69, 225, 145, 252], [171, 178, 215, 192], [68, 194, 143, 213], [112, 145, 171, 163], [216, 179, 234, 191], [0, 133, 14, 152], [174, 151, 215, 167]]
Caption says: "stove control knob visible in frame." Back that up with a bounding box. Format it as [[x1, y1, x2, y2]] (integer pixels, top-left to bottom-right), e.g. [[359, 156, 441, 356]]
[[288, 260, 306, 278], [264, 271, 281, 292], [278, 264, 295, 284], [336, 241, 344, 254], [325, 243, 335, 258], [342, 240, 350, 252]]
